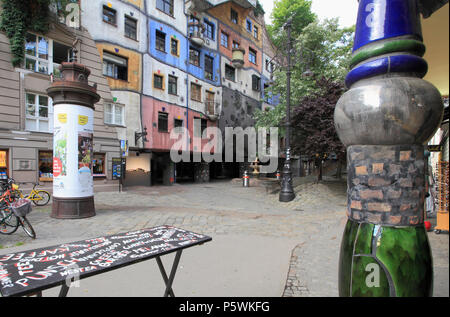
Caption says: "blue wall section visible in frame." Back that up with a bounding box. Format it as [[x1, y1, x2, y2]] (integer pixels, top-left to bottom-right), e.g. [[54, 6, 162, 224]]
[[149, 18, 221, 87], [149, 19, 188, 71]]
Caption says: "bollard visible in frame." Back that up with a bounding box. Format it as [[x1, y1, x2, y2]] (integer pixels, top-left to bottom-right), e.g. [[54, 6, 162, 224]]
[[243, 170, 250, 187], [276, 170, 281, 181]]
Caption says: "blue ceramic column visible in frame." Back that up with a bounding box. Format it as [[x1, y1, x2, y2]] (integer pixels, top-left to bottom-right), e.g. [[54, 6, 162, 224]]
[[335, 0, 445, 296]]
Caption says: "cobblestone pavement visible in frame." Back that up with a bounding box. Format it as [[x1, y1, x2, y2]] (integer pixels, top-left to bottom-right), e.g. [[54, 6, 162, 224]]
[[0, 176, 448, 297]]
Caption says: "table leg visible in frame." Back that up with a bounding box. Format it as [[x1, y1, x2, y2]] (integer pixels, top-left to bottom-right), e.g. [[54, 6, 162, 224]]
[[58, 283, 70, 297], [155, 250, 182, 297]]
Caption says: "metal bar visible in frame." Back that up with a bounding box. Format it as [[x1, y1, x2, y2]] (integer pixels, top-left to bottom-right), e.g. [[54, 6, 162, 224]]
[[155, 256, 175, 297], [163, 250, 182, 297], [58, 283, 70, 297]]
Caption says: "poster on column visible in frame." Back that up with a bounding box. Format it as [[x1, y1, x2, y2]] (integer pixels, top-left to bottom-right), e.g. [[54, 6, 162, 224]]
[[53, 105, 94, 198]]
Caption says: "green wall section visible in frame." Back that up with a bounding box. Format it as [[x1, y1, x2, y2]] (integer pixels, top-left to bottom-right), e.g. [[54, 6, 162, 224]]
[[339, 219, 433, 297]]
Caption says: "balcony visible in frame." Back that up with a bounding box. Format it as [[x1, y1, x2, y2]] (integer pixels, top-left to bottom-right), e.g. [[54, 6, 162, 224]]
[[205, 100, 220, 121], [232, 48, 245, 69], [188, 22, 205, 46]]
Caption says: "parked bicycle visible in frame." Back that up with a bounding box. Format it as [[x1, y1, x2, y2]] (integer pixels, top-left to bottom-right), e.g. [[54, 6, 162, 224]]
[[0, 179, 36, 239], [12, 180, 51, 206]]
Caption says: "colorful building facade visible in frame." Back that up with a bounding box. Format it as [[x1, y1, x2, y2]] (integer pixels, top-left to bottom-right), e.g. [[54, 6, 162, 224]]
[[80, 0, 278, 185]]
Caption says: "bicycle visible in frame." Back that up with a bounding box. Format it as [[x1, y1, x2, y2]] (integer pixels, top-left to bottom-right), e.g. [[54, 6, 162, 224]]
[[0, 179, 36, 239], [13, 180, 51, 206]]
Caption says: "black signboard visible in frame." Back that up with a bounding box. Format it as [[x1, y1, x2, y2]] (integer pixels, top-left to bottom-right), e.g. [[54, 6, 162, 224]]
[[0, 226, 211, 297], [427, 145, 443, 152]]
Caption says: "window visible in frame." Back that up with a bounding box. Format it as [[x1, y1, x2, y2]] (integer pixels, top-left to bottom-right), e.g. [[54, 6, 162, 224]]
[[174, 118, 183, 129], [39, 151, 53, 180], [156, 0, 174, 16], [246, 19, 252, 32], [194, 118, 207, 138], [201, 118, 207, 137], [206, 91, 215, 114], [24, 33, 72, 76], [220, 32, 229, 48], [158, 112, 169, 132], [191, 83, 202, 102], [225, 64, 235, 81], [252, 75, 261, 91], [189, 47, 200, 67], [103, 51, 128, 81], [104, 103, 125, 126], [93, 153, 106, 176], [189, 16, 201, 36], [155, 30, 166, 52], [232, 41, 240, 49], [25, 93, 51, 133], [153, 74, 164, 89], [170, 37, 179, 56], [204, 55, 214, 80], [204, 20, 214, 40], [124, 16, 137, 40], [231, 9, 238, 24], [103, 6, 117, 25], [253, 25, 258, 39], [249, 48, 257, 64], [168, 75, 177, 95]]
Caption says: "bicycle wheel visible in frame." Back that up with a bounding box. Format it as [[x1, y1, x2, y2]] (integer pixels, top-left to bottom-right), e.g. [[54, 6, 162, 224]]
[[0, 208, 19, 235], [32, 190, 51, 206], [19, 216, 36, 239]]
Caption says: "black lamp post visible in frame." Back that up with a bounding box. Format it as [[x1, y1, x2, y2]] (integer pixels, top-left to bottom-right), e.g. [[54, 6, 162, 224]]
[[279, 18, 295, 203]]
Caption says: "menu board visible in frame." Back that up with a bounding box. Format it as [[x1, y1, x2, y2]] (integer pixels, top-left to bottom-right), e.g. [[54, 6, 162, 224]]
[[0, 226, 212, 297]]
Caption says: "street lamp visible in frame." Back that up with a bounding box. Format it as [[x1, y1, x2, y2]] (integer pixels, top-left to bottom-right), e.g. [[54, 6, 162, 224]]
[[279, 17, 295, 202]]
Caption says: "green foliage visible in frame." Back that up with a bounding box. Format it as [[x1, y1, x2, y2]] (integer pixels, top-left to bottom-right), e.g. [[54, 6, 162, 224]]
[[0, 0, 72, 67], [267, 0, 316, 48]]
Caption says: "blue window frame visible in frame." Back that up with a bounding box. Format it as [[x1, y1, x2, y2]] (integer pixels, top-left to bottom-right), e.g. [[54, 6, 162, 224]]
[[204, 20, 214, 40]]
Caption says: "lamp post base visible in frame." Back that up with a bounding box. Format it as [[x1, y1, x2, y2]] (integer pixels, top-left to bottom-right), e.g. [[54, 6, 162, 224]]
[[279, 161, 295, 202]]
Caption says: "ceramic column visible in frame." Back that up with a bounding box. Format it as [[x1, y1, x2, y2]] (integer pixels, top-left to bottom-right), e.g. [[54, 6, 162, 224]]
[[47, 62, 100, 219], [335, 0, 444, 296]]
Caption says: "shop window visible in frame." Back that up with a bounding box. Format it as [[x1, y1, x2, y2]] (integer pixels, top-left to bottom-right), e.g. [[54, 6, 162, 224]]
[[0, 149, 9, 181], [102, 51, 128, 81], [39, 151, 53, 181], [25, 93, 52, 133], [93, 153, 106, 177], [124, 15, 137, 40]]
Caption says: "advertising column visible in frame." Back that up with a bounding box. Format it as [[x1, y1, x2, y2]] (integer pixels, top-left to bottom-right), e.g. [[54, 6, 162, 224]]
[[47, 62, 100, 219]]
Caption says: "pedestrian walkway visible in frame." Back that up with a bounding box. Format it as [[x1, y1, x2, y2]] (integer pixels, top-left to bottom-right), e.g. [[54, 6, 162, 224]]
[[0, 178, 448, 297]]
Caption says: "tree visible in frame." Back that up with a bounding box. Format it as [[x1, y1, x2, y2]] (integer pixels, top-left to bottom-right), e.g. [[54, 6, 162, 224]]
[[290, 77, 347, 181], [254, 18, 354, 132], [267, 0, 316, 49]]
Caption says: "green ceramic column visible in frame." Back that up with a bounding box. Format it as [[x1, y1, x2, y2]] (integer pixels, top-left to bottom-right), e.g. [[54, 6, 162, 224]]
[[334, 0, 446, 297]]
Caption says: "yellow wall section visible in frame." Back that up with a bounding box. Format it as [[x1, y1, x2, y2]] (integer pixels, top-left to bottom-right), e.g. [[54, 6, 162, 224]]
[[208, 2, 262, 49], [123, 0, 144, 10], [422, 3, 449, 96], [96, 43, 142, 93]]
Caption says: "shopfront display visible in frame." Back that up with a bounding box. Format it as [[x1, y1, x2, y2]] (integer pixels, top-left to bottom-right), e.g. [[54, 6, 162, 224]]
[[0, 149, 8, 180], [93, 153, 106, 177], [39, 151, 53, 181]]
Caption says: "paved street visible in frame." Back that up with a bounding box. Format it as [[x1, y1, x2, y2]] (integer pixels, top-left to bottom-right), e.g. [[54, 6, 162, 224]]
[[1, 177, 448, 297]]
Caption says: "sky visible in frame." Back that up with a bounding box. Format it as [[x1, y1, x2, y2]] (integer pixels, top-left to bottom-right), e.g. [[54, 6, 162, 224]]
[[259, 0, 359, 28]]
